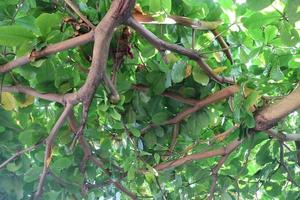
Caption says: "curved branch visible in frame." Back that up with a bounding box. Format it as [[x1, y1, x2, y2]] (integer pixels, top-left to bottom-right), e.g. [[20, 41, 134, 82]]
[[126, 17, 234, 84], [0, 32, 94, 74], [154, 139, 242, 171], [2, 85, 64, 103]]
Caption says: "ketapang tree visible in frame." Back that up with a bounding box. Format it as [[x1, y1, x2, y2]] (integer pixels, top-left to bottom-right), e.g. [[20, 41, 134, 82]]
[[0, 0, 300, 199]]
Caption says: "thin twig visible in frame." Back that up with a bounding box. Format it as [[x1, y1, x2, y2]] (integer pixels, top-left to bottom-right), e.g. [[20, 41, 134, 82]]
[[163, 123, 180, 159], [0, 141, 43, 170], [34, 104, 73, 200], [208, 153, 230, 200], [68, 110, 137, 200], [278, 142, 300, 187], [64, 0, 95, 29]]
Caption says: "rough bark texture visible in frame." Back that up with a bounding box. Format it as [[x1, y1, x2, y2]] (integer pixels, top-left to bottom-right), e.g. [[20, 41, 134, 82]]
[[255, 86, 300, 130]]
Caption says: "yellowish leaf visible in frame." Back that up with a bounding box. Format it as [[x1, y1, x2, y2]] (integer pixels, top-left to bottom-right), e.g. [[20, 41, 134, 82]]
[[213, 66, 227, 74], [46, 147, 53, 168], [165, 53, 178, 64], [185, 64, 192, 77], [215, 134, 226, 142], [1, 92, 18, 111], [213, 52, 223, 62], [19, 95, 35, 108]]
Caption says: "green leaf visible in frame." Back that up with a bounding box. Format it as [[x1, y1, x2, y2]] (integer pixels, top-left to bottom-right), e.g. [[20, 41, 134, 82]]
[[52, 157, 73, 170], [264, 25, 278, 43], [110, 108, 121, 121], [0, 25, 35, 47], [256, 141, 273, 166], [24, 166, 42, 182], [18, 129, 41, 146], [0, 126, 5, 133], [242, 12, 280, 29], [154, 153, 160, 163], [288, 55, 300, 69], [35, 13, 61, 37], [128, 166, 136, 181], [144, 133, 157, 148], [246, 0, 274, 10], [279, 22, 299, 47], [192, 66, 209, 86], [149, 0, 172, 13], [219, 0, 233, 9], [171, 61, 186, 83], [285, 0, 300, 24], [270, 66, 284, 81], [152, 112, 169, 124], [6, 161, 22, 172], [245, 111, 255, 128], [130, 128, 141, 137], [154, 126, 164, 137]]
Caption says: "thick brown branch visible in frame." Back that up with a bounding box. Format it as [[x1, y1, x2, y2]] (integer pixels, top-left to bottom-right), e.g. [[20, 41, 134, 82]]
[[154, 139, 242, 171], [126, 17, 234, 84], [2, 85, 64, 103], [0, 32, 94, 74], [255, 86, 300, 130]]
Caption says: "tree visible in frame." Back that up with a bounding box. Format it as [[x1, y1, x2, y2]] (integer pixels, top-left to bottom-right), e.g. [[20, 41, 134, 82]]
[[0, 0, 299, 199]]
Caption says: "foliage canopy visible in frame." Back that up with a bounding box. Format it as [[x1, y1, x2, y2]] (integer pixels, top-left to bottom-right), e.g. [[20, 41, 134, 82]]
[[0, 0, 300, 199]]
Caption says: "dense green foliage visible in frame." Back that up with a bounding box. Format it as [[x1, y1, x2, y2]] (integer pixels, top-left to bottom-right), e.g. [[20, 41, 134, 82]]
[[0, 0, 300, 199]]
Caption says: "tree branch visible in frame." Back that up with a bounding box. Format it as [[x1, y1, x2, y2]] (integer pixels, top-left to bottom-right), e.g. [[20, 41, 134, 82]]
[[34, 104, 73, 200], [208, 153, 231, 200], [255, 86, 300, 130], [154, 139, 242, 171], [1, 85, 64, 103], [0, 140, 43, 170], [265, 129, 300, 142], [142, 85, 239, 133], [0, 32, 94, 74], [126, 17, 234, 84], [163, 123, 180, 159], [211, 29, 233, 64], [132, 84, 198, 106], [64, 0, 95, 29], [68, 110, 137, 200]]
